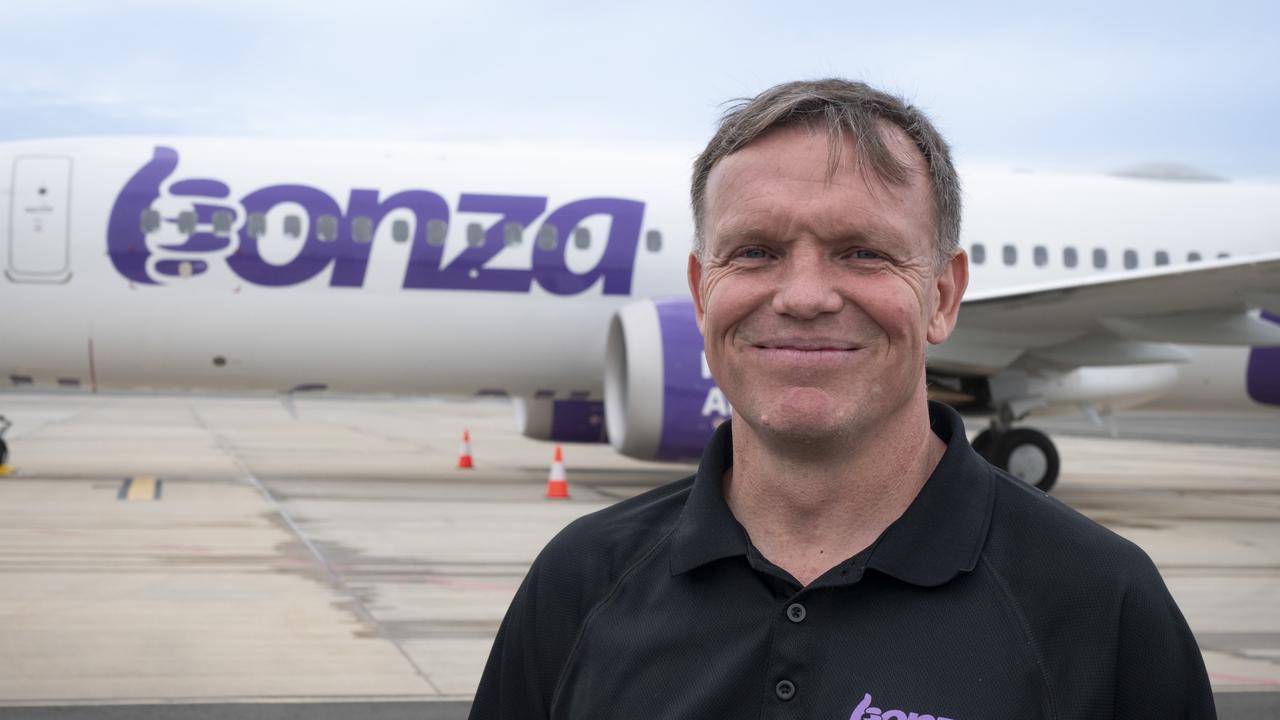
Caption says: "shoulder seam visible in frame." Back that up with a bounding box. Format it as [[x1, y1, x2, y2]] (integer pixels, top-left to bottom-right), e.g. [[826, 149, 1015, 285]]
[[978, 507, 1060, 720], [547, 524, 680, 716]]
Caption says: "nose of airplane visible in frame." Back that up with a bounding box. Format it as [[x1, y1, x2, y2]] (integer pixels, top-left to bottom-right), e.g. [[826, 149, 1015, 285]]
[[1247, 311, 1280, 406]]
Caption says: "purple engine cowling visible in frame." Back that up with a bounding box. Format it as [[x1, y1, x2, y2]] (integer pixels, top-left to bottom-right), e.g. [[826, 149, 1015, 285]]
[[1246, 311, 1280, 406], [514, 397, 609, 443], [604, 298, 730, 461]]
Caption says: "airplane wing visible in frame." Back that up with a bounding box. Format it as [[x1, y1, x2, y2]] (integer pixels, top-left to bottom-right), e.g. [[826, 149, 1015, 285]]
[[930, 252, 1280, 375]]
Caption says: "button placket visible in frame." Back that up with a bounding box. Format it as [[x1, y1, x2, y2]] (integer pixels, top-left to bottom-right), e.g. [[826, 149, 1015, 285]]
[[768, 595, 807, 709]]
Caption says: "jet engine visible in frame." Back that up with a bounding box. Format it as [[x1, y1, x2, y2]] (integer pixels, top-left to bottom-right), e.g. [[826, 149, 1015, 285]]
[[514, 397, 609, 443], [603, 298, 728, 461]]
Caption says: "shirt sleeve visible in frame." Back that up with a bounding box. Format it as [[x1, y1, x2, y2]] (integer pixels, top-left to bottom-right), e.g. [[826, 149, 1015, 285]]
[[469, 534, 591, 720], [1112, 555, 1217, 719], [470, 568, 551, 719]]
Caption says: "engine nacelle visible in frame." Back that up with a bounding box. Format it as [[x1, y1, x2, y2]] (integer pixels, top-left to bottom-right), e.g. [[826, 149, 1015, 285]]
[[604, 298, 729, 461], [1247, 311, 1280, 407], [513, 397, 609, 443]]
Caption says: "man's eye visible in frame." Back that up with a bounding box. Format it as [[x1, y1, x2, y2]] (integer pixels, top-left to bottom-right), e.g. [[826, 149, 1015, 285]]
[[739, 247, 771, 260], [850, 249, 883, 260]]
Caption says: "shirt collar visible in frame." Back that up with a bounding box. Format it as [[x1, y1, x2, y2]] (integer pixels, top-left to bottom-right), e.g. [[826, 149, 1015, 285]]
[[668, 419, 751, 576], [668, 401, 995, 587]]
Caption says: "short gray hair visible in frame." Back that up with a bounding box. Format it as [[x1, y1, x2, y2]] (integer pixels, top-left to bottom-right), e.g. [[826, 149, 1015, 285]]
[[691, 78, 961, 268]]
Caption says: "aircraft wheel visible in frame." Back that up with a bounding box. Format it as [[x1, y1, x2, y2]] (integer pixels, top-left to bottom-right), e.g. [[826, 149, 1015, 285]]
[[0, 437, 7, 466], [991, 427, 1059, 493], [971, 429, 999, 459]]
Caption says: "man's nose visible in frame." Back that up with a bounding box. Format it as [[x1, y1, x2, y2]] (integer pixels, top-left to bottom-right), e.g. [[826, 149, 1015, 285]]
[[769, 253, 844, 319]]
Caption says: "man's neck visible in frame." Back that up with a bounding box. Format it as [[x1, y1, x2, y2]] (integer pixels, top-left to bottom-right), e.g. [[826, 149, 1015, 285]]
[[722, 401, 947, 587]]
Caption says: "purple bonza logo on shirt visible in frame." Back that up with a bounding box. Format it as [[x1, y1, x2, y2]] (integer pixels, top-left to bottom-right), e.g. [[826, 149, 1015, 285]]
[[850, 692, 954, 720], [107, 146, 645, 294]]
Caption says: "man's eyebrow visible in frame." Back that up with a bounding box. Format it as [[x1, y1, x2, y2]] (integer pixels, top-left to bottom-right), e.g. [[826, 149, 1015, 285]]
[[837, 226, 911, 248], [714, 224, 768, 243]]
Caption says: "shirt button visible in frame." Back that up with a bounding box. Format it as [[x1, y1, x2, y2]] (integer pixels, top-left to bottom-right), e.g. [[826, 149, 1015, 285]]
[[775, 679, 796, 701], [786, 602, 806, 623]]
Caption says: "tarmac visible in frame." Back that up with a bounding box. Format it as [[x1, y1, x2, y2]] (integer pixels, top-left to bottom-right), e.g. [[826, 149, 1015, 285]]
[[0, 392, 1276, 719]]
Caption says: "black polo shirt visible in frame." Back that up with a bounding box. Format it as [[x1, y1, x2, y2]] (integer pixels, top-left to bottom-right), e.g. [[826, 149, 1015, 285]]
[[470, 402, 1215, 719]]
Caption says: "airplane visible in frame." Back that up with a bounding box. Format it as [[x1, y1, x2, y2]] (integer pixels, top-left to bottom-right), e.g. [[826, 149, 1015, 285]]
[[1, 137, 1278, 492]]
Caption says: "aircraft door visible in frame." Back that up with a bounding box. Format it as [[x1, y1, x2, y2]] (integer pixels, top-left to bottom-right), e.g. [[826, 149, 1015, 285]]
[[6, 155, 73, 283]]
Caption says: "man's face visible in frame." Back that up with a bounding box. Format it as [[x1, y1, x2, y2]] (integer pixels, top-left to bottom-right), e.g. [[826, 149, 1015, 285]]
[[689, 125, 966, 444]]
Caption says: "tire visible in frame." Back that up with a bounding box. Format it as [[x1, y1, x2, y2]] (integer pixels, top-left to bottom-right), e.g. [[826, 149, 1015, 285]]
[[991, 427, 1059, 493], [0, 437, 7, 466]]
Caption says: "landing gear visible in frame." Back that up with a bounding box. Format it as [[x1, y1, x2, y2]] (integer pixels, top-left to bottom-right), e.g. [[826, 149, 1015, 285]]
[[0, 415, 10, 475], [971, 424, 1060, 493]]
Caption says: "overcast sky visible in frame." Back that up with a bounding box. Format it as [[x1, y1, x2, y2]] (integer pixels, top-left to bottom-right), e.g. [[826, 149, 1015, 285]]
[[3, 0, 1277, 179]]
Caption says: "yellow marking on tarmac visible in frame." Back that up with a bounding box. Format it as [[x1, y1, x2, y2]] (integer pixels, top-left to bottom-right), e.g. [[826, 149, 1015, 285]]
[[119, 475, 162, 501], [0, 464, 13, 477]]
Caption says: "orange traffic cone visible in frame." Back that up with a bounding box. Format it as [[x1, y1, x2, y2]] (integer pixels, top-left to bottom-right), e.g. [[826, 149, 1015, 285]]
[[545, 445, 569, 498], [457, 430, 474, 469]]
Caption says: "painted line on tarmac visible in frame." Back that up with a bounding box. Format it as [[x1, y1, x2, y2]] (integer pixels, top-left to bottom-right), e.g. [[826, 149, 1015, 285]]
[[117, 476, 162, 501], [186, 404, 444, 697]]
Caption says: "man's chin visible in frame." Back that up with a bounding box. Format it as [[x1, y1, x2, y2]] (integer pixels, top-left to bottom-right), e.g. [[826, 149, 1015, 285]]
[[753, 409, 855, 446]]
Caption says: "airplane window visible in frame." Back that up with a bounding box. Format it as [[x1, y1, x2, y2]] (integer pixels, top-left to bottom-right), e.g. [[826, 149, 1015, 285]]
[[646, 230, 662, 253], [538, 224, 558, 250], [392, 219, 410, 243], [213, 210, 234, 236], [574, 227, 591, 250], [140, 209, 161, 234], [467, 223, 484, 247], [1033, 245, 1048, 267], [504, 222, 523, 247], [1155, 250, 1169, 266], [1063, 247, 1078, 268], [970, 243, 985, 265], [427, 219, 448, 246], [352, 216, 373, 243], [317, 215, 338, 242], [177, 210, 196, 236], [1124, 249, 1138, 269], [247, 212, 266, 238], [284, 215, 302, 239], [1188, 251, 1202, 262], [1093, 248, 1107, 269], [1218, 252, 1230, 259], [1003, 244, 1016, 266]]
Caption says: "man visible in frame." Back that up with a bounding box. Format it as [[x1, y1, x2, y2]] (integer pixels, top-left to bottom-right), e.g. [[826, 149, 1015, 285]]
[[470, 79, 1215, 719]]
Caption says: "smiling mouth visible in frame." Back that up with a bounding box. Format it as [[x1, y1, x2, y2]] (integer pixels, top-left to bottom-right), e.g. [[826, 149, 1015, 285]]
[[752, 340, 862, 352], [756, 344, 857, 352], [746, 343, 864, 368]]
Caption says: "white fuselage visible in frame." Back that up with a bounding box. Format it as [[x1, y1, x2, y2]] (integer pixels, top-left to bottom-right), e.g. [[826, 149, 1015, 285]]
[[2, 138, 1277, 411]]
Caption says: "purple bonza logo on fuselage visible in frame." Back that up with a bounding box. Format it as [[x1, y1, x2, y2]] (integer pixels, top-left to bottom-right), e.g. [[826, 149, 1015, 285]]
[[107, 146, 646, 294]]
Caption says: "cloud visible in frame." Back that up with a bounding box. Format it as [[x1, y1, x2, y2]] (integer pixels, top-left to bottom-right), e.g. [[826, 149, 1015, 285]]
[[0, 2, 1276, 177]]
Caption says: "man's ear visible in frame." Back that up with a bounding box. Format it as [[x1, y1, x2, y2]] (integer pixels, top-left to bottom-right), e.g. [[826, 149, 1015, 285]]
[[688, 252, 707, 334], [926, 249, 969, 344]]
